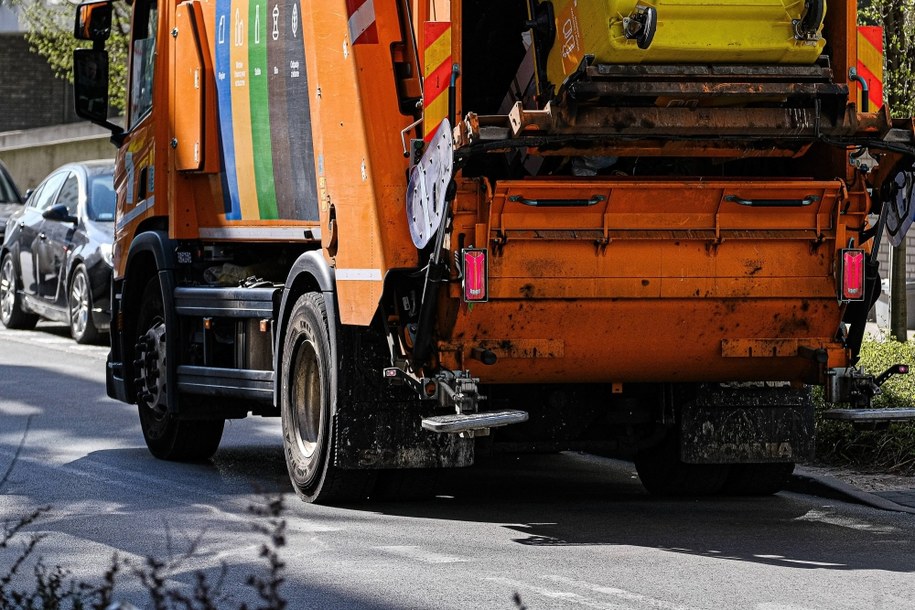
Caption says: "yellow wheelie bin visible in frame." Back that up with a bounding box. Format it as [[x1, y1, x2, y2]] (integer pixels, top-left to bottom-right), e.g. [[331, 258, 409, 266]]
[[546, 0, 827, 86]]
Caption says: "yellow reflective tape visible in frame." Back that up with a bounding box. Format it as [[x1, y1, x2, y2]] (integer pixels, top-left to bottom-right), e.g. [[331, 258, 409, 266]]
[[857, 31, 883, 80], [423, 91, 449, 138], [424, 26, 451, 79]]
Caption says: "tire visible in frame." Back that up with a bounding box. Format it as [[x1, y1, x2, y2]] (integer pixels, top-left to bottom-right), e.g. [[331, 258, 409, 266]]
[[634, 432, 730, 497], [69, 264, 99, 344], [721, 462, 795, 496], [0, 253, 38, 330], [135, 277, 224, 461], [280, 292, 375, 504]]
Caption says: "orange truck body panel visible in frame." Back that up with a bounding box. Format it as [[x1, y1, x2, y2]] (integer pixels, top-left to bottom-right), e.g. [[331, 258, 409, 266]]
[[438, 177, 857, 384]]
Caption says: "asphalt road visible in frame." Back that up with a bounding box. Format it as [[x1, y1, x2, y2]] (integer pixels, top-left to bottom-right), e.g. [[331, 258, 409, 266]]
[[2, 323, 915, 610]]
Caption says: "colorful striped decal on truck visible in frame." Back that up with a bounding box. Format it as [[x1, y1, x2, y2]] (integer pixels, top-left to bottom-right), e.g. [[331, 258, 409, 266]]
[[213, 0, 319, 222], [215, 0, 241, 219], [249, 0, 278, 219]]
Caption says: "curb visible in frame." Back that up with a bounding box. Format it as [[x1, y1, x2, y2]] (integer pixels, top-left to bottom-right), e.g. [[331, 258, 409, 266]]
[[787, 469, 915, 514]]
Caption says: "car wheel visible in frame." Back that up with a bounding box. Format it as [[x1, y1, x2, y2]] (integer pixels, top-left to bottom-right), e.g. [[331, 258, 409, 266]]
[[135, 276, 224, 461], [0, 253, 38, 330], [69, 264, 99, 344]]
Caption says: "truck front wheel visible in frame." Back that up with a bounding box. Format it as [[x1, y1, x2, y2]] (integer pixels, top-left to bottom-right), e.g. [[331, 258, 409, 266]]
[[135, 277, 224, 461], [280, 292, 375, 504]]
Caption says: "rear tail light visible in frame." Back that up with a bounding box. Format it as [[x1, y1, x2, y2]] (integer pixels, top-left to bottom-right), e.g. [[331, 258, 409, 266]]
[[839, 249, 865, 302], [462, 248, 488, 303]]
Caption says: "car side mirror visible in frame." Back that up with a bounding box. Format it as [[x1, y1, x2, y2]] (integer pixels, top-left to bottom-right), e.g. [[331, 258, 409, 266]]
[[42, 203, 78, 224]]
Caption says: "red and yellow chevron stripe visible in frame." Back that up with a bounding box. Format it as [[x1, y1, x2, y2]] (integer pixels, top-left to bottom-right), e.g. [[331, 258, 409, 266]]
[[857, 26, 883, 111], [423, 21, 451, 141]]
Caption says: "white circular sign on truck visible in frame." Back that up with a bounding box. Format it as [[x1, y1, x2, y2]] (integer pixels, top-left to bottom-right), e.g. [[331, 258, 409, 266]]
[[406, 120, 453, 249]]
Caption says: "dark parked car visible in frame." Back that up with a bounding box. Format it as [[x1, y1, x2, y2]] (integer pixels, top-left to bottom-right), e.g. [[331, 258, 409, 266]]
[[0, 160, 115, 343], [0, 160, 24, 243]]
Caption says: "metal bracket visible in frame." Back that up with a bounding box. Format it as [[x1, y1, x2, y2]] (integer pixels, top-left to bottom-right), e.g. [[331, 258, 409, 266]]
[[622, 5, 657, 50], [383, 367, 485, 414], [849, 146, 879, 174], [824, 363, 910, 408]]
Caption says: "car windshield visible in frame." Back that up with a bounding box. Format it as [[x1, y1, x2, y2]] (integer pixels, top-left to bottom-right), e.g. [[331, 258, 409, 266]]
[[87, 173, 116, 221]]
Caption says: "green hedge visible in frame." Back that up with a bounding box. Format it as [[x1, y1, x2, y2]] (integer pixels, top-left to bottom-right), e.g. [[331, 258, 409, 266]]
[[815, 336, 915, 474]]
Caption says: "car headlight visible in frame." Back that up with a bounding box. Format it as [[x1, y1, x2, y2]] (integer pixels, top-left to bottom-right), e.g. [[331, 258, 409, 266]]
[[101, 242, 114, 267]]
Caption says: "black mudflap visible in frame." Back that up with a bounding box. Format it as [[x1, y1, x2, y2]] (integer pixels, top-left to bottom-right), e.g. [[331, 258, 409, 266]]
[[333, 403, 475, 470], [680, 385, 815, 464]]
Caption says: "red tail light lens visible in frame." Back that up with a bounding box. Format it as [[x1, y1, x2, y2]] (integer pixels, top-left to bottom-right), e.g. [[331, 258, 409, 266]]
[[840, 249, 865, 302], [462, 248, 488, 302]]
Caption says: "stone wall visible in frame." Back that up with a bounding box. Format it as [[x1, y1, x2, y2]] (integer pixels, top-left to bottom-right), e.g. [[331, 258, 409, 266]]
[[0, 32, 80, 131]]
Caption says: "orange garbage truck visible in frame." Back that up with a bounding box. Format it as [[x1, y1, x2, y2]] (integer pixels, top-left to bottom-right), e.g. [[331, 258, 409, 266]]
[[72, 0, 915, 502]]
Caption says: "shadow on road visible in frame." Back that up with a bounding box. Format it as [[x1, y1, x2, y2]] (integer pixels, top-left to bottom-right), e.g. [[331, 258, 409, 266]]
[[352, 451, 915, 574]]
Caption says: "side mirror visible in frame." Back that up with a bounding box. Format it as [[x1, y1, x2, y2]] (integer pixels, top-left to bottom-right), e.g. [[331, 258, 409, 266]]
[[74, 1, 112, 42], [73, 48, 123, 138], [42, 204, 78, 224]]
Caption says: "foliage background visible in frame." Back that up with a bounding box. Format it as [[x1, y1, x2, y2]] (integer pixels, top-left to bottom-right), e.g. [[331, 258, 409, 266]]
[[9, 0, 129, 112], [858, 0, 915, 117]]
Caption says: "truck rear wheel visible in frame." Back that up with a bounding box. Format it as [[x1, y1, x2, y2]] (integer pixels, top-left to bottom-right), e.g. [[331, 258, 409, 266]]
[[721, 462, 795, 496], [280, 292, 375, 504], [634, 433, 729, 496], [135, 277, 224, 461]]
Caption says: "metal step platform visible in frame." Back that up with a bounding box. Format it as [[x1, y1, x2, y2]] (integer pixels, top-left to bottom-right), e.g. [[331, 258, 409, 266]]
[[421, 410, 528, 434]]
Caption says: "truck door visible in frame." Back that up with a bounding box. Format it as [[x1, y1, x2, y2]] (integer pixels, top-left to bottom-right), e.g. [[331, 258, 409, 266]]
[[117, 0, 158, 219], [18, 170, 67, 297]]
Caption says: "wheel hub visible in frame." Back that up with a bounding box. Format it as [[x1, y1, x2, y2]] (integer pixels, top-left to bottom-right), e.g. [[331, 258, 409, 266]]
[[70, 273, 89, 336], [1, 259, 15, 322], [135, 322, 167, 413], [292, 338, 322, 459]]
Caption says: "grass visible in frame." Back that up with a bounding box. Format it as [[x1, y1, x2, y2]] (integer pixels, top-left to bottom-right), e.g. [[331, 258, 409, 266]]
[[814, 335, 915, 475]]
